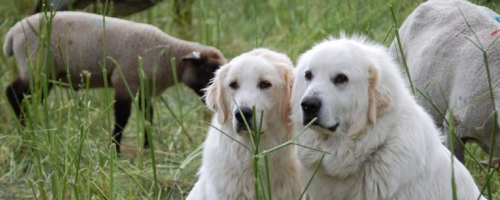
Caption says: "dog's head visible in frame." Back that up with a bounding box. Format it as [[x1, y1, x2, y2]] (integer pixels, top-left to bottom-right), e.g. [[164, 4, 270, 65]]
[[205, 48, 294, 135], [292, 35, 392, 137]]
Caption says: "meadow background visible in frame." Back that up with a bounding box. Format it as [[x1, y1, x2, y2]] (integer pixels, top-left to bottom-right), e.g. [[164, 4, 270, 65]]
[[0, 0, 499, 199]]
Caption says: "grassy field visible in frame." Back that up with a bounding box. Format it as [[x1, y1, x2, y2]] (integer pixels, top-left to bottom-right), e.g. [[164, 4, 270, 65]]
[[0, 0, 499, 199]]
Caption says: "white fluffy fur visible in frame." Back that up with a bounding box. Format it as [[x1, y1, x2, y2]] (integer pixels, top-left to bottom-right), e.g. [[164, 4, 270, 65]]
[[187, 48, 302, 200], [291, 35, 485, 200]]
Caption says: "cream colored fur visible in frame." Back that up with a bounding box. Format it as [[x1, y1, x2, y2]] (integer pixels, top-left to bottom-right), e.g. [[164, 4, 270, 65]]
[[187, 48, 302, 200]]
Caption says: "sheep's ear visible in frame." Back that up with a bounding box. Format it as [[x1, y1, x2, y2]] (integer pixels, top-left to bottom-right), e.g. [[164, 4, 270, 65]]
[[367, 66, 392, 125], [281, 64, 294, 125], [181, 51, 203, 62], [205, 65, 230, 124]]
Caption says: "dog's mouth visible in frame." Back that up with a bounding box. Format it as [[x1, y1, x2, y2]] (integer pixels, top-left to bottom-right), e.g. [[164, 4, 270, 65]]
[[313, 123, 339, 133], [236, 123, 252, 133], [235, 123, 264, 135], [304, 118, 340, 133], [327, 123, 340, 132]]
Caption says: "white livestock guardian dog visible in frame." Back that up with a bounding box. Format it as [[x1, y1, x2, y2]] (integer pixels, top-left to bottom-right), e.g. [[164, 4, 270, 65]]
[[187, 48, 302, 200], [291, 35, 485, 200]]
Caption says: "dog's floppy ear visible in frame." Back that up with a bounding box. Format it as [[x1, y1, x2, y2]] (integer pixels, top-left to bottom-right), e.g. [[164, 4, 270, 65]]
[[205, 65, 230, 124], [367, 66, 392, 124], [281, 65, 295, 124]]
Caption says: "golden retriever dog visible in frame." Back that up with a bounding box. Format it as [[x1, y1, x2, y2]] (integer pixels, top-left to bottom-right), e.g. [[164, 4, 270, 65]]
[[187, 48, 302, 200], [291, 35, 485, 200]]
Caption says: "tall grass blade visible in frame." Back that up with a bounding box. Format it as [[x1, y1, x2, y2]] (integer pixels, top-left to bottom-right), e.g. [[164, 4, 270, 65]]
[[299, 151, 327, 200], [389, 5, 415, 95]]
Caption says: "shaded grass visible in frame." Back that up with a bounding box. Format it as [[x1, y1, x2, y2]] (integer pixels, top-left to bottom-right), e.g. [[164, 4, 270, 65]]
[[0, 0, 499, 199]]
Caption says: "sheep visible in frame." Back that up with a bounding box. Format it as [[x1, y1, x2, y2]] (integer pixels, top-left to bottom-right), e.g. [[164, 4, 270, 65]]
[[389, 0, 500, 165], [3, 11, 226, 153]]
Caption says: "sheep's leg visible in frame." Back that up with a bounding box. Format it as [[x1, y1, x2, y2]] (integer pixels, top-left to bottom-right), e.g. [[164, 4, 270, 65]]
[[5, 77, 29, 123], [138, 96, 153, 149], [6, 77, 54, 125], [112, 96, 132, 153], [443, 113, 467, 163], [454, 137, 468, 164]]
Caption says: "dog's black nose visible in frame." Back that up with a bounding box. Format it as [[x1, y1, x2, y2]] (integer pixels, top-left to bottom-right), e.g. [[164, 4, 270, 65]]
[[301, 96, 321, 114], [235, 107, 253, 124]]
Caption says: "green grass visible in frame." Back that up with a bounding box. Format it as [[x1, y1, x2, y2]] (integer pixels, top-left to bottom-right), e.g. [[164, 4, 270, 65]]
[[0, 0, 499, 199]]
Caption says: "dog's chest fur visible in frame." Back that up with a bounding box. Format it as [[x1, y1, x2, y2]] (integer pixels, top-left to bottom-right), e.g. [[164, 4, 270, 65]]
[[197, 125, 301, 199]]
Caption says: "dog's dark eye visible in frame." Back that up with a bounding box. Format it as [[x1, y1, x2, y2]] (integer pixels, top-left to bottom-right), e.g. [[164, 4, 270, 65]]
[[259, 81, 272, 89], [229, 81, 239, 89], [305, 71, 312, 81], [333, 74, 348, 84]]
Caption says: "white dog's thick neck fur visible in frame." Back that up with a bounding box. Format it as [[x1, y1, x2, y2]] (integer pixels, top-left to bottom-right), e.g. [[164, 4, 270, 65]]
[[187, 48, 302, 200], [292, 35, 485, 200]]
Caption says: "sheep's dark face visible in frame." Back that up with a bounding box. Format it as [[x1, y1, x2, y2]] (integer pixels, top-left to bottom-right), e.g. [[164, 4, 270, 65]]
[[181, 49, 226, 98]]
